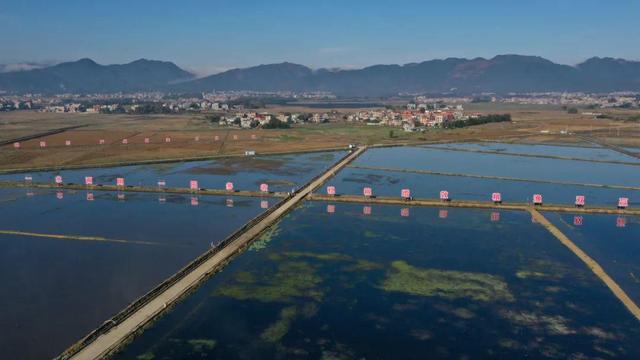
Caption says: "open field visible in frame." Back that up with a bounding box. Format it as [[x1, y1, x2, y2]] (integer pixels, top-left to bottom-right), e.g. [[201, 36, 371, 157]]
[[1, 104, 639, 171]]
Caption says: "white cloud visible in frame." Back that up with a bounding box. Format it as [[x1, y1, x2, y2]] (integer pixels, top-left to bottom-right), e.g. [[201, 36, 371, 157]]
[[0, 62, 51, 73]]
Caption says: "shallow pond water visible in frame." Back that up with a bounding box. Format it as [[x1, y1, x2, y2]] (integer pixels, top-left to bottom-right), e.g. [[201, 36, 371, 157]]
[[114, 202, 640, 359], [353, 147, 640, 187], [0, 188, 266, 360], [545, 212, 640, 305], [0, 151, 346, 193], [326, 167, 638, 206], [426, 142, 640, 163]]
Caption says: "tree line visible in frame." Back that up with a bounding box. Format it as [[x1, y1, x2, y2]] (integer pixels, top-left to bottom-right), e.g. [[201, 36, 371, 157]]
[[442, 114, 511, 129]]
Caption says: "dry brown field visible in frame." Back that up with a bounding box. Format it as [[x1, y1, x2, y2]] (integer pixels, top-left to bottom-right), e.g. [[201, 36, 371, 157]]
[[0, 104, 638, 171]]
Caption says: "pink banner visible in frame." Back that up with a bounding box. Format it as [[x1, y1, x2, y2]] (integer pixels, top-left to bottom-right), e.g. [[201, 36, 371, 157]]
[[401, 189, 411, 199], [363, 187, 373, 197], [618, 197, 629, 208], [226, 182, 234, 191], [85, 176, 93, 185], [533, 194, 543, 204], [575, 195, 585, 206], [260, 183, 269, 192], [491, 192, 502, 202]]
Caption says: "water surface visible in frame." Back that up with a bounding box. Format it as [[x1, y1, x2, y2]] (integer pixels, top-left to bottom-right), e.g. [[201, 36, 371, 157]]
[[545, 212, 640, 305], [0, 151, 346, 193], [115, 202, 640, 359], [426, 142, 640, 163], [0, 188, 266, 360], [353, 146, 640, 187], [326, 167, 638, 206]]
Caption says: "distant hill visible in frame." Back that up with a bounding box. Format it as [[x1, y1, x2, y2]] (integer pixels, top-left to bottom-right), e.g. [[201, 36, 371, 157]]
[[2, 55, 640, 95], [178, 55, 640, 96], [0, 58, 194, 93]]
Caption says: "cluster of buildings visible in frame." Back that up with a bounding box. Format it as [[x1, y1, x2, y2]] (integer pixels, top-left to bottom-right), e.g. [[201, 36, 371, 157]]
[[0, 90, 336, 114], [500, 92, 640, 108], [220, 112, 335, 128], [347, 104, 468, 130]]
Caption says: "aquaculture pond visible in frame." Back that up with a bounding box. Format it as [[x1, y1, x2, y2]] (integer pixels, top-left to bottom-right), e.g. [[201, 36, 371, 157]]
[[425, 142, 640, 163], [545, 212, 640, 305], [115, 202, 640, 359], [0, 151, 346, 193], [326, 167, 639, 206], [353, 146, 640, 187], [0, 188, 267, 360]]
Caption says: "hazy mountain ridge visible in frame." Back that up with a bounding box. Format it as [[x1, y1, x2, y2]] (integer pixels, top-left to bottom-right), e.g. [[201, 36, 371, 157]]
[[171, 55, 640, 95], [2, 55, 640, 95], [0, 58, 194, 93]]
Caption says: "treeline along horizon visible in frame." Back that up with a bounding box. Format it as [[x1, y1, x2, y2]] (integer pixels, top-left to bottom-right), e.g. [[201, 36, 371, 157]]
[[442, 114, 511, 129]]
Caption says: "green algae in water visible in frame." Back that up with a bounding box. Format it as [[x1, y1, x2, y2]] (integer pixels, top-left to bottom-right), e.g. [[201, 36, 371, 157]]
[[260, 306, 298, 343], [249, 222, 282, 251], [283, 252, 382, 271], [284, 251, 353, 262], [187, 338, 217, 352], [380, 260, 514, 302], [214, 261, 323, 303], [136, 352, 154, 360], [515, 270, 548, 279], [363, 230, 381, 238]]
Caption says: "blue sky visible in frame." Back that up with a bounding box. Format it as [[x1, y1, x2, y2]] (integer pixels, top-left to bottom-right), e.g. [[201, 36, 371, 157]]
[[2, 0, 639, 75]]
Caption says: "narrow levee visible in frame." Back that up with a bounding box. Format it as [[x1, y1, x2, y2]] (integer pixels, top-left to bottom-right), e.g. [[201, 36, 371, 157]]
[[577, 134, 640, 160], [308, 194, 640, 216], [62, 146, 367, 360], [0, 181, 289, 199], [528, 208, 640, 322]]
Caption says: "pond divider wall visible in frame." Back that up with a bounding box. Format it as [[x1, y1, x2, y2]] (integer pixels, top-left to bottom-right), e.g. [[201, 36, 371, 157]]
[[58, 146, 366, 360]]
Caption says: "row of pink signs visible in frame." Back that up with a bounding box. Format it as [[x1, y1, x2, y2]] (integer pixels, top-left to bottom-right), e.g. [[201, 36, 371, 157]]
[[72, 177, 270, 193], [324, 204, 628, 227], [324, 186, 630, 209], [12, 134, 259, 149]]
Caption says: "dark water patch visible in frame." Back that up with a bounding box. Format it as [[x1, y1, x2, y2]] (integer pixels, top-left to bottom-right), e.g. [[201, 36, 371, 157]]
[[0, 151, 346, 193], [354, 146, 640, 187], [115, 203, 640, 359], [0, 188, 265, 360], [327, 167, 639, 206], [545, 212, 640, 306], [427, 142, 640, 163]]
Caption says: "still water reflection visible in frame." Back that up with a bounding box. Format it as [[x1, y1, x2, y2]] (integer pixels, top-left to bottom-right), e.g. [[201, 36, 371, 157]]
[[115, 202, 640, 359], [0, 188, 266, 360]]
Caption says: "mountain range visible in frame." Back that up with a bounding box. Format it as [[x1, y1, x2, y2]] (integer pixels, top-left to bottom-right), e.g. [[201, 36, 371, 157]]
[[1, 55, 640, 96], [0, 58, 194, 93]]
